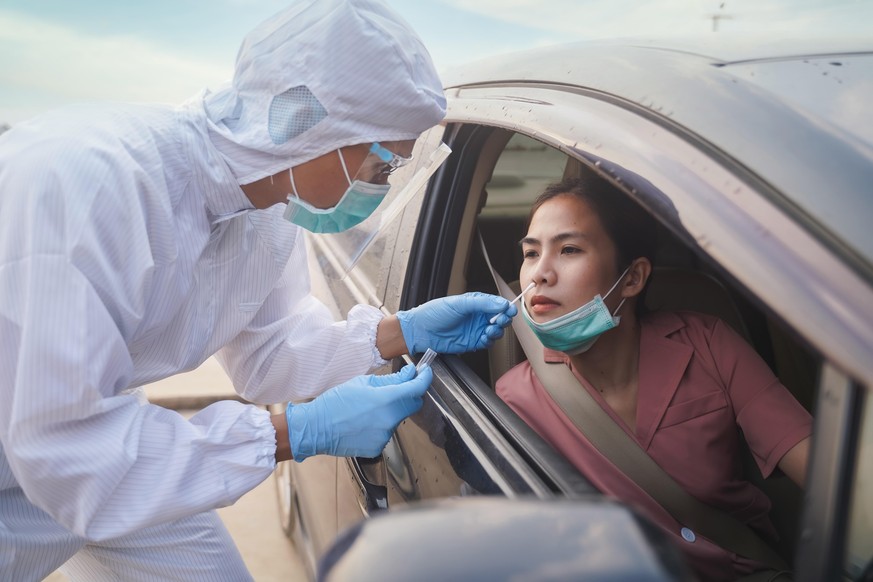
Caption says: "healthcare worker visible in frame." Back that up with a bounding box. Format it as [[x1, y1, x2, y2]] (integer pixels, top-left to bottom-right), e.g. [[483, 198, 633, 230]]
[[0, 1, 516, 580]]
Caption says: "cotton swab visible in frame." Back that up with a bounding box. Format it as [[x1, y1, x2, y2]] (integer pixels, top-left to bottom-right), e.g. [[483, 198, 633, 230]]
[[490, 281, 535, 324], [417, 281, 535, 375]]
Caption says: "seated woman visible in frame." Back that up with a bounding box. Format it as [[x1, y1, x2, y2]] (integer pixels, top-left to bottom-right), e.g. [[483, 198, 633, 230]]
[[495, 176, 811, 581]]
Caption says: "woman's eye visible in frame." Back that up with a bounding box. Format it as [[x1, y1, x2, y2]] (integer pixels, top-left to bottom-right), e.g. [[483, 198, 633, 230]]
[[561, 246, 581, 255], [522, 249, 538, 259]]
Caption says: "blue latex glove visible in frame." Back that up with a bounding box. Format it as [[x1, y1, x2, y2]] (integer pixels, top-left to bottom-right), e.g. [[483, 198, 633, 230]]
[[286, 364, 433, 461], [396, 292, 517, 355]]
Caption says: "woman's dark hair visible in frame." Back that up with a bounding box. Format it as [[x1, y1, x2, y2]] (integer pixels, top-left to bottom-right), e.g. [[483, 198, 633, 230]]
[[527, 174, 658, 313]]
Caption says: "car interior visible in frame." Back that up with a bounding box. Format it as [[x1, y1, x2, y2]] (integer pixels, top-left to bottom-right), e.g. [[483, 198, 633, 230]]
[[441, 128, 821, 565]]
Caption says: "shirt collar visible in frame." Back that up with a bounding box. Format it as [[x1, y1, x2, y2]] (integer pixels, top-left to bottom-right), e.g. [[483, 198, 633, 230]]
[[538, 311, 694, 448], [538, 311, 688, 364]]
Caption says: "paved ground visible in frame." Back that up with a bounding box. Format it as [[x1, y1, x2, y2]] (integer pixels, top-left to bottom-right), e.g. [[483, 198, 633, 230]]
[[45, 358, 308, 581]]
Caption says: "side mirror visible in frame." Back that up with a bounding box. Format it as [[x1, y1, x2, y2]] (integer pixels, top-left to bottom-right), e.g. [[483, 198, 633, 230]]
[[317, 496, 694, 581]]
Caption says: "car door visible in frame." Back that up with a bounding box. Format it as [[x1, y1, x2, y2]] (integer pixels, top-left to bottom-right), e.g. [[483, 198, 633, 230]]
[[423, 76, 873, 582], [293, 63, 873, 580]]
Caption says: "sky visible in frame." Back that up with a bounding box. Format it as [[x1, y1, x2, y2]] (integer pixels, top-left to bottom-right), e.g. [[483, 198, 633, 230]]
[[1, 0, 871, 126]]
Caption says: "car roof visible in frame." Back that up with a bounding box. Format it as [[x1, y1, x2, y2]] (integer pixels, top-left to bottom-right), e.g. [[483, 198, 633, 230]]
[[443, 37, 873, 280]]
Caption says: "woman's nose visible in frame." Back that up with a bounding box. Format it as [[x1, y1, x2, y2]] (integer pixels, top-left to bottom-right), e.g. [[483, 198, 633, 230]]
[[528, 257, 555, 286]]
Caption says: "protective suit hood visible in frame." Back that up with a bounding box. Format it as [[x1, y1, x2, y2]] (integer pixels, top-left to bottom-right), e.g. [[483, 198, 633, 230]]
[[203, 0, 447, 185]]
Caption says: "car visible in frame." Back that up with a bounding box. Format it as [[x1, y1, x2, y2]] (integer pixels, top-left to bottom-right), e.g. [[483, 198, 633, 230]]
[[272, 37, 873, 581]]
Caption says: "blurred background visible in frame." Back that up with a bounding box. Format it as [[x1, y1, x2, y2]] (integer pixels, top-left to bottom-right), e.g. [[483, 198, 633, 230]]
[[2, 0, 872, 130]]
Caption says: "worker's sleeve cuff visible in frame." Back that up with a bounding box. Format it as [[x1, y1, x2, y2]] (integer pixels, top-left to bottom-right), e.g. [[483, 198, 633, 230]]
[[347, 304, 389, 368]]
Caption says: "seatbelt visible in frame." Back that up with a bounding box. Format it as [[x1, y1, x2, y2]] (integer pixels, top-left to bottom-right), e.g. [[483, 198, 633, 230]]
[[478, 233, 789, 572]]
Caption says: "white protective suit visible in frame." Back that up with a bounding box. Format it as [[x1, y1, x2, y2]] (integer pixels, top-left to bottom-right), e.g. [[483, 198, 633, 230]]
[[0, 0, 446, 579]]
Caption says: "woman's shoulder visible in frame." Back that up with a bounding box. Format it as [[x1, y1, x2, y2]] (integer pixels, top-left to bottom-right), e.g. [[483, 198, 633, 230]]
[[495, 359, 535, 398], [641, 310, 756, 371]]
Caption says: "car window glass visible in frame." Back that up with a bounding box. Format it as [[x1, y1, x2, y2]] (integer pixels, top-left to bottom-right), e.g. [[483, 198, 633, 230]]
[[372, 126, 446, 311], [484, 133, 567, 217], [844, 389, 873, 579]]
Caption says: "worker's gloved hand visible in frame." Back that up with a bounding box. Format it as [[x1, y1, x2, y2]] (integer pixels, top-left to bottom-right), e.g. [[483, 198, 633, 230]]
[[396, 292, 517, 355], [286, 364, 432, 461]]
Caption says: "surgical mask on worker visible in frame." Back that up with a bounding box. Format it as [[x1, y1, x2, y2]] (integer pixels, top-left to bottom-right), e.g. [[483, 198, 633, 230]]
[[522, 267, 630, 355], [284, 143, 409, 234]]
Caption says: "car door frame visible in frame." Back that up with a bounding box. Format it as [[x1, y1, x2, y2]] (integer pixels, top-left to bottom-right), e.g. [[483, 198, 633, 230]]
[[400, 82, 873, 581]]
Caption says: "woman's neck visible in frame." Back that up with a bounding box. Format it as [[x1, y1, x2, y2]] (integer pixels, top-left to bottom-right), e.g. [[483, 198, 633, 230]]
[[569, 314, 641, 395], [569, 315, 643, 432]]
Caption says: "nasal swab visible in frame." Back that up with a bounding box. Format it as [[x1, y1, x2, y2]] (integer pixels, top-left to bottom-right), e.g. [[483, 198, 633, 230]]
[[490, 281, 535, 324], [417, 282, 535, 374]]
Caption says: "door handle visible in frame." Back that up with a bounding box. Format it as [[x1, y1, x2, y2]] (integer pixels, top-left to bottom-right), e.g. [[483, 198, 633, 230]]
[[350, 456, 388, 513]]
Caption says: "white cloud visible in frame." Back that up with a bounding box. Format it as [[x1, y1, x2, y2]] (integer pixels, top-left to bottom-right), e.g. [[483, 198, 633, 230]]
[[439, 0, 715, 37], [0, 10, 231, 112], [3, 0, 869, 125], [440, 0, 872, 38]]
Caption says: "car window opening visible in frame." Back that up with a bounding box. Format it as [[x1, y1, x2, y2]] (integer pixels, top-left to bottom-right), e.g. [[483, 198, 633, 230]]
[[453, 130, 822, 573]]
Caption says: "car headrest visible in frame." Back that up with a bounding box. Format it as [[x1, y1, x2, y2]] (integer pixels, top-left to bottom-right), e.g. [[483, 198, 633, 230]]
[[644, 267, 750, 341]]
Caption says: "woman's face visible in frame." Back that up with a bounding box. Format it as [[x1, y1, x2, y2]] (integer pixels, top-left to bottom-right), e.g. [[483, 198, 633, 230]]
[[520, 194, 620, 324]]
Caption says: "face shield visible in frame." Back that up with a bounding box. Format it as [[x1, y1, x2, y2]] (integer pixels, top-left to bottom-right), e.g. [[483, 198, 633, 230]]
[[284, 141, 418, 234], [310, 137, 451, 279]]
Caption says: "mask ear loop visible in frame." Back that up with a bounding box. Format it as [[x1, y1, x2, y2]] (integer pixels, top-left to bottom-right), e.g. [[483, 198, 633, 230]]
[[286, 148, 355, 205], [604, 266, 631, 318], [336, 148, 352, 186], [287, 167, 300, 201], [612, 297, 628, 318]]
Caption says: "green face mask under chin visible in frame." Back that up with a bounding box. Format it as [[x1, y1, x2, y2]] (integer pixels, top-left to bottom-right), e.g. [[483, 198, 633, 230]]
[[522, 267, 629, 355]]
